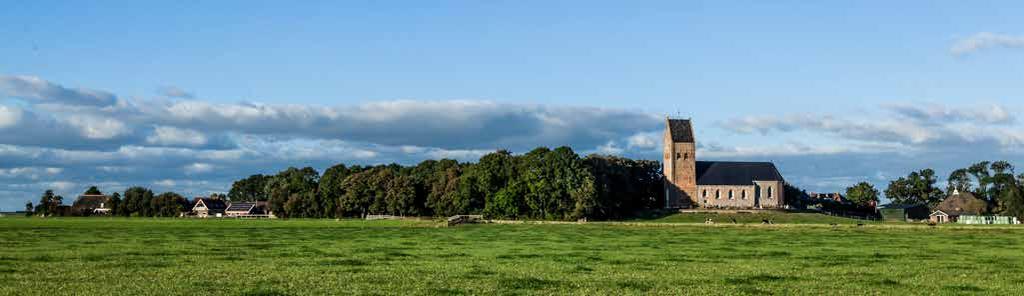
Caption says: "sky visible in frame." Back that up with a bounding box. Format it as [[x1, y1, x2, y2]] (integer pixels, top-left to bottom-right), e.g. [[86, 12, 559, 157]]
[[1, 1, 1023, 210]]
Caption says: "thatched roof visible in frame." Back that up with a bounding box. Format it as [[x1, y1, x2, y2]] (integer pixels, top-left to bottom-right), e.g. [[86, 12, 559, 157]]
[[935, 190, 987, 216]]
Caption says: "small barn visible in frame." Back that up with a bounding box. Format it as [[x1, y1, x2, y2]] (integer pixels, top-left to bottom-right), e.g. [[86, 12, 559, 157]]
[[224, 201, 269, 217], [929, 210, 953, 223], [879, 203, 929, 222], [191, 198, 228, 218]]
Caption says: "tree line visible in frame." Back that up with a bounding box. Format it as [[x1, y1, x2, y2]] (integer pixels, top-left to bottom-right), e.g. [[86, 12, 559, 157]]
[[228, 147, 665, 220], [26, 186, 207, 217], [842, 160, 1024, 219], [26, 147, 666, 220]]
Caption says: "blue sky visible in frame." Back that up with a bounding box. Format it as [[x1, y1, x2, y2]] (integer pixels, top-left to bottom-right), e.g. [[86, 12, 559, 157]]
[[2, 1, 1023, 210]]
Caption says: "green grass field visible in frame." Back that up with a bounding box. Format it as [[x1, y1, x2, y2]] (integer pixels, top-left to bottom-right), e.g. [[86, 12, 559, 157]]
[[1, 216, 1022, 295]]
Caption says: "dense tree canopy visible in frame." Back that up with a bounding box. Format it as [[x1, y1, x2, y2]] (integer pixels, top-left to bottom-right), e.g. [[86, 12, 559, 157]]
[[260, 146, 664, 220], [884, 169, 944, 206], [34, 190, 63, 217], [845, 182, 880, 208], [229, 174, 269, 202], [84, 186, 103, 195]]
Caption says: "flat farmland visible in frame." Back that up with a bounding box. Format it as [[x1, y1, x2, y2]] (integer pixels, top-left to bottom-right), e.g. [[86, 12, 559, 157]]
[[1, 218, 1022, 295]]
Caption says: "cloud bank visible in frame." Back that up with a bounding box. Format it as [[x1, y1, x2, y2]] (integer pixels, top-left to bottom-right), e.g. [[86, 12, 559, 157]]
[[2, 75, 1023, 209], [951, 32, 1024, 56], [0, 75, 664, 209]]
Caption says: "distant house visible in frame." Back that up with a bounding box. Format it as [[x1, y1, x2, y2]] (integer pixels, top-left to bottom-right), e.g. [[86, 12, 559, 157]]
[[930, 190, 987, 223], [72, 194, 111, 216], [810, 192, 844, 202], [879, 203, 929, 222], [191, 198, 228, 218], [224, 201, 270, 217]]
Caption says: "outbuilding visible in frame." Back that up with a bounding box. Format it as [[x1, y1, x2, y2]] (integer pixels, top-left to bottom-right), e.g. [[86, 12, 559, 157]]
[[879, 203, 929, 222], [224, 201, 269, 217]]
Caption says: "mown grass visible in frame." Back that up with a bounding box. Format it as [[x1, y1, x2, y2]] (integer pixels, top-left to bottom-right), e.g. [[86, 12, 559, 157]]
[[0, 216, 1022, 295], [642, 212, 883, 224]]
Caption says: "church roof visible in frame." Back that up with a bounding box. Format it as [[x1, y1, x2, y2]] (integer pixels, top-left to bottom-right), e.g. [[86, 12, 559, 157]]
[[666, 119, 694, 143], [695, 161, 784, 185]]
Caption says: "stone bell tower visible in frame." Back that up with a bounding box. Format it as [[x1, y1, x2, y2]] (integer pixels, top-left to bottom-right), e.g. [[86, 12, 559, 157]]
[[663, 118, 697, 208]]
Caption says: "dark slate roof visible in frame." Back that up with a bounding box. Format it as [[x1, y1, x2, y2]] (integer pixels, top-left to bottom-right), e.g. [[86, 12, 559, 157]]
[[667, 119, 694, 143], [226, 202, 256, 212], [695, 161, 784, 185], [193, 198, 227, 210]]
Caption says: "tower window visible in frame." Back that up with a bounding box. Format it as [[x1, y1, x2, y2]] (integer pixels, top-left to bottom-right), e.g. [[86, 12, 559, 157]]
[[676, 153, 681, 159], [683, 153, 689, 160]]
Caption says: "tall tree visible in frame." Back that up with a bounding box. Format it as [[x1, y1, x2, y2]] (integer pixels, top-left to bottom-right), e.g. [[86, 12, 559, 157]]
[[228, 174, 269, 201], [151, 192, 188, 217], [319, 164, 356, 218], [84, 186, 102, 195], [947, 169, 972, 193], [1000, 184, 1024, 220], [35, 190, 64, 217], [968, 161, 992, 201], [845, 182, 880, 208], [584, 155, 664, 219], [426, 164, 463, 217], [884, 169, 943, 206], [25, 201, 34, 217], [108, 192, 122, 216], [385, 174, 418, 216], [338, 168, 376, 217], [123, 187, 155, 217], [265, 167, 320, 218], [988, 161, 1016, 211]]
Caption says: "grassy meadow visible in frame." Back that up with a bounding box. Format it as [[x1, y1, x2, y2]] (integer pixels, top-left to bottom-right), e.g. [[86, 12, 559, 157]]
[[1, 216, 1023, 295]]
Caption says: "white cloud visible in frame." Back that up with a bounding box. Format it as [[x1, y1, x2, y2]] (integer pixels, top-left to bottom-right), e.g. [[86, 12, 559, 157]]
[[154, 179, 176, 187], [183, 163, 215, 174], [593, 141, 624, 155], [41, 181, 76, 192], [951, 32, 1024, 56], [886, 103, 1015, 125], [0, 105, 22, 128], [147, 126, 208, 146], [718, 103, 1023, 149], [626, 132, 660, 149], [64, 115, 130, 139], [0, 76, 117, 106], [0, 167, 63, 179]]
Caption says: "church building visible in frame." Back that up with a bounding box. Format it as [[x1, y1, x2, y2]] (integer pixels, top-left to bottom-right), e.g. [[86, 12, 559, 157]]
[[663, 118, 786, 209]]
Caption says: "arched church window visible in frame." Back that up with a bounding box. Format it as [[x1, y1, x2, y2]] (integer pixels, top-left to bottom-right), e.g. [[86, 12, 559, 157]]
[[728, 190, 734, 199], [715, 190, 720, 199], [702, 190, 707, 198], [741, 190, 747, 199], [767, 187, 773, 199]]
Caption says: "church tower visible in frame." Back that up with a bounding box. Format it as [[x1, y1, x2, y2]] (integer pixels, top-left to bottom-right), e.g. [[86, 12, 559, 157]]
[[663, 118, 697, 208]]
